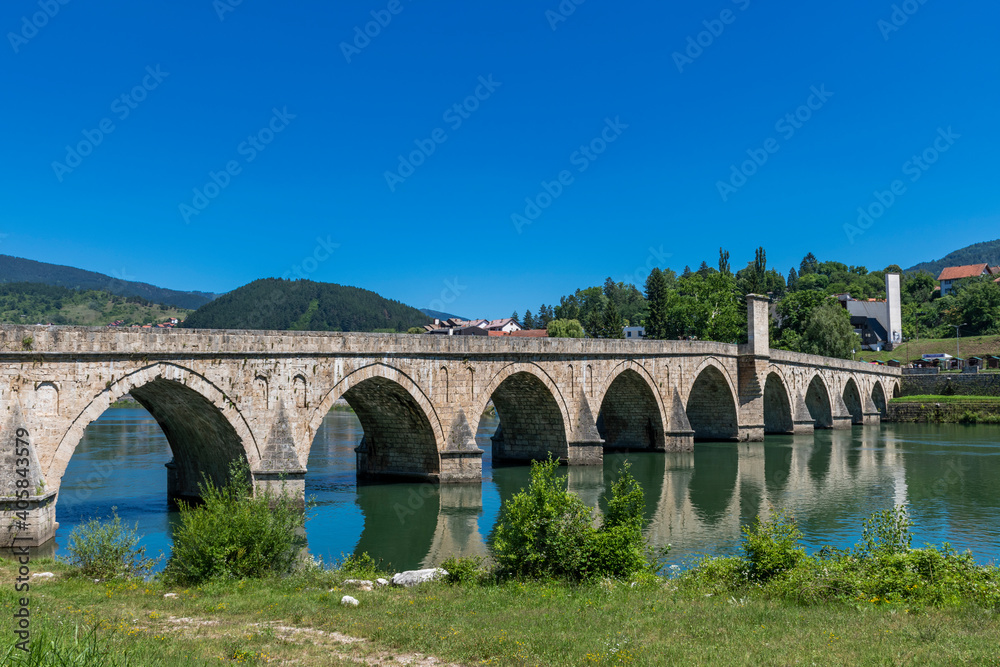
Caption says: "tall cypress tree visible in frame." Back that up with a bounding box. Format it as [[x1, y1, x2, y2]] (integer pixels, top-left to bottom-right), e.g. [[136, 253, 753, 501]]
[[644, 268, 668, 339], [523, 309, 535, 329]]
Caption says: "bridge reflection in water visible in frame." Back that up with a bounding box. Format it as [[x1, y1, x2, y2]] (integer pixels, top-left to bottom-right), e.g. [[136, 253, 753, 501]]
[[43, 408, 1000, 571]]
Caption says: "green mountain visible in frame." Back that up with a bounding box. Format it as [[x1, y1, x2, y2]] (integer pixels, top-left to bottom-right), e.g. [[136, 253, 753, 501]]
[[905, 239, 1000, 276], [0, 282, 191, 326], [182, 278, 430, 332], [0, 254, 216, 310]]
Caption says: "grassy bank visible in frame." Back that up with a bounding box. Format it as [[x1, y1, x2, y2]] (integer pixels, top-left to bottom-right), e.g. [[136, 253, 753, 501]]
[[886, 395, 1000, 424], [3, 558, 999, 666], [890, 394, 1000, 403], [857, 334, 1000, 364]]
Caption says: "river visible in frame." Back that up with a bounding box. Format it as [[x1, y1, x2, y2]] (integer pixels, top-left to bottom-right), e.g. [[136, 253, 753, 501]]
[[47, 408, 1000, 572]]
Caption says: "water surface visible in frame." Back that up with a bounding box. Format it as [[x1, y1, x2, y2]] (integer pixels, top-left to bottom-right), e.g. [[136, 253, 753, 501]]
[[47, 408, 1000, 571]]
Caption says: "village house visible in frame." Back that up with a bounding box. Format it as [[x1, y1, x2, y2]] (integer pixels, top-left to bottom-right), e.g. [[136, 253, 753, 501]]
[[937, 263, 996, 296]]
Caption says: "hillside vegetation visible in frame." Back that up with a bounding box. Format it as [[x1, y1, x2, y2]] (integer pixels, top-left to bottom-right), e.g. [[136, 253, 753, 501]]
[[905, 239, 1000, 276], [0, 254, 216, 309], [858, 334, 1000, 364], [0, 282, 191, 326], [182, 278, 430, 332]]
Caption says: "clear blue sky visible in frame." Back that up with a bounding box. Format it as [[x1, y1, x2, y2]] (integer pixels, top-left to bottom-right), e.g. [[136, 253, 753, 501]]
[[2, 0, 998, 318]]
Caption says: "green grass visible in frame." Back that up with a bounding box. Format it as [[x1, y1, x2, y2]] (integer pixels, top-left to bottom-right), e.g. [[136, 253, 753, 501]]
[[4, 558, 999, 666], [858, 334, 1000, 364], [890, 395, 1000, 403]]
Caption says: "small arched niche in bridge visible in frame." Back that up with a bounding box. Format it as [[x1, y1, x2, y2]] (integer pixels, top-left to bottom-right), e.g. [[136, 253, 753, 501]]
[[685, 365, 739, 441], [342, 376, 440, 482], [597, 369, 664, 451], [842, 378, 864, 425], [489, 371, 568, 464], [762, 372, 794, 435], [871, 382, 888, 417], [805, 375, 834, 429]]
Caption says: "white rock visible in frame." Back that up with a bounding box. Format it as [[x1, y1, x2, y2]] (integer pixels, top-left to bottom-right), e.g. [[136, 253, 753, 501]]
[[342, 579, 374, 591], [390, 568, 448, 587], [341, 595, 359, 607], [31, 572, 54, 578], [163, 593, 178, 598], [376, 578, 389, 587]]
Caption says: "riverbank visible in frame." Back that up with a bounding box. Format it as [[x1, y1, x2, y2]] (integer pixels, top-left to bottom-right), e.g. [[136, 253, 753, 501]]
[[857, 334, 1000, 365], [888, 395, 1000, 423], [3, 558, 999, 665]]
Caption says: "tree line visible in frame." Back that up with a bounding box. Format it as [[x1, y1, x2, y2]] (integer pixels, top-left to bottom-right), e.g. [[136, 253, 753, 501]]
[[515, 247, 1000, 359]]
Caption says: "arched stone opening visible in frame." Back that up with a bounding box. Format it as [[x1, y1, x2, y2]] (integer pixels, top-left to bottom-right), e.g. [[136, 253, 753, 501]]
[[489, 371, 568, 463], [597, 369, 664, 450], [343, 376, 441, 482], [842, 378, 864, 425], [872, 382, 888, 417], [763, 372, 794, 434], [892, 382, 901, 399], [805, 376, 834, 429], [128, 378, 253, 503], [685, 366, 739, 441]]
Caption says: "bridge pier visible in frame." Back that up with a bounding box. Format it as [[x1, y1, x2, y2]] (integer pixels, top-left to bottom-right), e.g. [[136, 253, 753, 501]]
[[736, 295, 771, 443]]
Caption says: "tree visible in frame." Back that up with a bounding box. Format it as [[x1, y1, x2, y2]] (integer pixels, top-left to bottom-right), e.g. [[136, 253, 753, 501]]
[[644, 268, 668, 339], [748, 246, 767, 295], [523, 309, 535, 329], [511, 311, 519, 324], [954, 279, 1000, 335], [719, 248, 731, 276], [800, 300, 860, 359], [547, 318, 585, 338], [787, 267, 799, 291], [799, 252, 819, 276], [584, 308, 604, 338], [602, 299, 624, 338]]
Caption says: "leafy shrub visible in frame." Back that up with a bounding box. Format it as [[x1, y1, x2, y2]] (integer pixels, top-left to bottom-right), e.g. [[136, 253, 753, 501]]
[[741, 510, 805, 582], [856, 505, 912, 559], [337, 552, 386, 579], [162, 461, 304, 585], [441, 556, 487, 585], [683, 505, 1000, 609], [64, 508, 161, 580], [492, 457, 659, 581]]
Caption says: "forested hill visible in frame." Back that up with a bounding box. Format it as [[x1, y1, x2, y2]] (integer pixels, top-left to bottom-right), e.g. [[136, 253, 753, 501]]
[[182, 279, 431, 332], [906, 240, 1000, 276], [0, 282, 191, 326], [0, 254, 216, 310]]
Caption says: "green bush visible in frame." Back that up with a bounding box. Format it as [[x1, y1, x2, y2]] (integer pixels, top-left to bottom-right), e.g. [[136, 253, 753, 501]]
[[856, 505, 912, 559], [64, 508, 161, 580], [683, 505, 1000, 609], [741, 510, 805, 582], [162, 461, 304, 585], [492, 457, 659, 581], [441, 556, 488, 585], [337, 552, 386, 579]]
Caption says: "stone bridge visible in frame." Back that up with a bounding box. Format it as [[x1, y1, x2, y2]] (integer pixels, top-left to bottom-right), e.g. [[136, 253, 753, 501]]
[[0, 297, 900, 546]]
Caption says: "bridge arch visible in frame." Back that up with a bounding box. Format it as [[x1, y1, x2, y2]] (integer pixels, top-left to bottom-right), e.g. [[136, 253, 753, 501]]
[[50, 363, 259, 503], [805, 374, 834, 429], [685, 360, 739, 441], [476, 363, 571, 463], [308, 363, 444, 481], [763, 369, 794, 434], [595, 363, 666, 450], [842, 377, 864, 425], [871, 381, 888, 417]]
